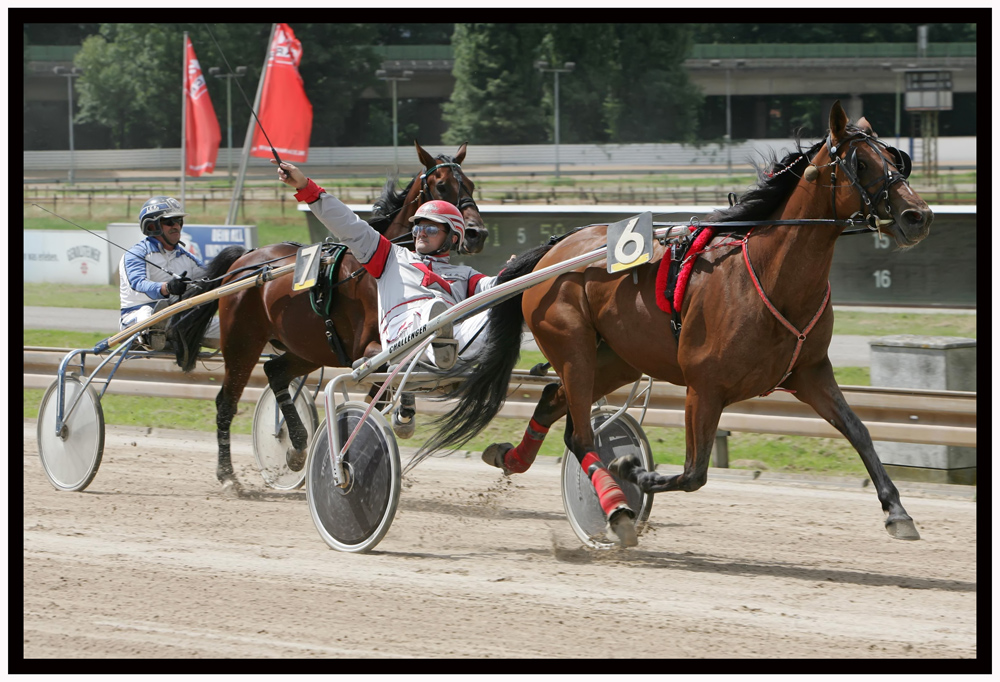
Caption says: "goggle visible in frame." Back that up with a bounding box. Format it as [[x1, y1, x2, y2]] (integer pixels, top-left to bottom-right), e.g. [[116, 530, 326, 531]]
[[160, 217, 183, 227], [412, 223, 444, 238]]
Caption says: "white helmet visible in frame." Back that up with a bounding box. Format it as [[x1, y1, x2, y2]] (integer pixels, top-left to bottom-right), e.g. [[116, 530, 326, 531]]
[[139, 196, 187, 237], [410, 200, 465, 251]]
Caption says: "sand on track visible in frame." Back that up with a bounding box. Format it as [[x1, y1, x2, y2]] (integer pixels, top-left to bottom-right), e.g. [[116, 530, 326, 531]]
[[23, 421, 977, 660]]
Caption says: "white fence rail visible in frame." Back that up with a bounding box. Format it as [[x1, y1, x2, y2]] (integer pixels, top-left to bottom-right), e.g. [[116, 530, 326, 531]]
[[24, 138, 977, 173]]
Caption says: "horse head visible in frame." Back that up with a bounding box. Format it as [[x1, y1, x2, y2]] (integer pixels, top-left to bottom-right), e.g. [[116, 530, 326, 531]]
[[824, 100, 933, 248], [414, 140, 488, 254]]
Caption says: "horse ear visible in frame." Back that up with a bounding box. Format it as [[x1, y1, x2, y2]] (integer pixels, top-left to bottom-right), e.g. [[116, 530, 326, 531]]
[[414, 139, 436, 169], [829, 100, 849, 145], [454, 142, 467, 164]]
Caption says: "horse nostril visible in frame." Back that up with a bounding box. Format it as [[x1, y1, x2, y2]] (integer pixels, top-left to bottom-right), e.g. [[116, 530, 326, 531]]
[[901, 208, 930, 229]]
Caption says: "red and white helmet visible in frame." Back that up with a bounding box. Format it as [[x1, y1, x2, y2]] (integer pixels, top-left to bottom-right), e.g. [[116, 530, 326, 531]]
[[410, 200, 466, 251]]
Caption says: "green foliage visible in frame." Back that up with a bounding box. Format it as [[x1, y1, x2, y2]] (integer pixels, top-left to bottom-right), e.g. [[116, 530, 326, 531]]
[[444, 23, 701, 146], [605, 25, 703, 142], [443, 24, 549, 145]]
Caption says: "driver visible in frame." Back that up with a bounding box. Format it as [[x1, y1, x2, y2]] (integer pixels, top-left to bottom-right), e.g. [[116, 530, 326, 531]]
[[275, 160, 497, 437], [118, 196, 217, 348]]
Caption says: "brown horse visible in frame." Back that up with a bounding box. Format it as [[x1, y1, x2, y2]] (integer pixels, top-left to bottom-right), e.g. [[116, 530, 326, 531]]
[[421, 101, 931, 545], [168, 142, 484, 489]]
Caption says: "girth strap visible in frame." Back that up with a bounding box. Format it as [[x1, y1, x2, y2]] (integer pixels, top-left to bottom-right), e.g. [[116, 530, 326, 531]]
[[741, 232, 831, 396]]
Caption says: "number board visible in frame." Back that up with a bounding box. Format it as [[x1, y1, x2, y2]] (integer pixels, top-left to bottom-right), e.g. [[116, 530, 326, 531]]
[[292, 243, 322, 291], [606, 212, 653, 273]]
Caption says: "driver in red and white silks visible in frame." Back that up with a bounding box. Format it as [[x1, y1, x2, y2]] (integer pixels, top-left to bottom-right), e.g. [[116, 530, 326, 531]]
[[276, 161, 495, 367]]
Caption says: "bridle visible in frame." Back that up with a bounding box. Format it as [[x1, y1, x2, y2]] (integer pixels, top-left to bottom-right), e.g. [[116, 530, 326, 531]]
[[818, 131, 913, 234], [420, 161, 480, 213]]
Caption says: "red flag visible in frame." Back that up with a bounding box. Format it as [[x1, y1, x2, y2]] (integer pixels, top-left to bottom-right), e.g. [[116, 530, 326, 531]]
[[251, 23, 313, 163], [184, 36, 221, 176]]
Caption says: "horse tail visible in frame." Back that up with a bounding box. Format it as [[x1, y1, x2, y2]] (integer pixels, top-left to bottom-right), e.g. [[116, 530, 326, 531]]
[[166, 245, 247, 372], [409, 242, 556, 467]]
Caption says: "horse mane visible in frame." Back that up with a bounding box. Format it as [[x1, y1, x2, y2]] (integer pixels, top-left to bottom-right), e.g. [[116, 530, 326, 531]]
[[368, 171, 410, 233], [704, 124, 865, 234]]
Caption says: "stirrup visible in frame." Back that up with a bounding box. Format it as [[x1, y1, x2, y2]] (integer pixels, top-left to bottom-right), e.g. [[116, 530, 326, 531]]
[[391, 392, 416, 439]]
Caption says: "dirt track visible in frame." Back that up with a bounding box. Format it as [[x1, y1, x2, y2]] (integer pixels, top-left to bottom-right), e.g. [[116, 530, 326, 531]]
[[23, 421, 977, 660]]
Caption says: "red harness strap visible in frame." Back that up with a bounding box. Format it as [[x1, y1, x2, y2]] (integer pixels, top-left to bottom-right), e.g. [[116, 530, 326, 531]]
[[741, 231, 831, 396]]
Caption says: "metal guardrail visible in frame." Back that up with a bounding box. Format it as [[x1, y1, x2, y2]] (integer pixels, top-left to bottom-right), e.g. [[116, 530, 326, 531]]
[[24, 349, 976, 448]]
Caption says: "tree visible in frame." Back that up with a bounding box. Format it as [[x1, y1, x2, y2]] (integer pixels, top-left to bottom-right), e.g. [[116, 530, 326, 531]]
[[605, 24, 702, 143], [442, 24, 549, 145]]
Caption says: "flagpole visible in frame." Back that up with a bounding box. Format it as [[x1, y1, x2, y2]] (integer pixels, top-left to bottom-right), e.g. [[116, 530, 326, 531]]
[[181, 32, 188, 211], [226, 22, 276, 225]]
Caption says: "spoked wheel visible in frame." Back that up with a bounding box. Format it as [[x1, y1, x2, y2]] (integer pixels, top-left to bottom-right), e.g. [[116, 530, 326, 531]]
[[36, 375, 105, 492], [306, 401, 401, 553], [561, 407, 655, 549], [252, 378, 319, 490]]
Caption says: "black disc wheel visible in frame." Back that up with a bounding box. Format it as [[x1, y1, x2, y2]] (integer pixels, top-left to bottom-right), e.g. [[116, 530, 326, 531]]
[[306, 401, 401, 553]]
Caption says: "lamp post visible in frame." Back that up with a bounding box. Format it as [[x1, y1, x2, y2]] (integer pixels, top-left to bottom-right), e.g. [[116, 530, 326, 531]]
[[711, 58, 743, 178], [535, 60, 575, 178], [376, 68, 414, 166], [208, 65, 247, 183], [53, 66, 83, 185]]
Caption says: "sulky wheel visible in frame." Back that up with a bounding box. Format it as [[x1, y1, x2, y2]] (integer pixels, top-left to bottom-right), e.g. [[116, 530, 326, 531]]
[[306, 401, 401, 553], [36, 375, 105, 492], [561, 406, 655, 549], [252, 378, 319, 490]]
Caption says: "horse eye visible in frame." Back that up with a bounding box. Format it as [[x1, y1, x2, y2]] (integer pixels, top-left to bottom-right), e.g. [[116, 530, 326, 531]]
[[856, 161, 866, 172]]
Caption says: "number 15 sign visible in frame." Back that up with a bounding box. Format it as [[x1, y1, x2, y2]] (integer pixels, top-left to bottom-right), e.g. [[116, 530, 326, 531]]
[[606, 212, 653, 273]]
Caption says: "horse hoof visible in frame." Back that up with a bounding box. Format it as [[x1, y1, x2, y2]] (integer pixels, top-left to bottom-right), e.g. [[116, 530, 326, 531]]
[[608, 453, 642, 481], [220, 476, 242, 497], [608, 508, 639, 548], [482, 442, 514, 475], [286, 447, 307, 472], [886, 517, 920, 540]]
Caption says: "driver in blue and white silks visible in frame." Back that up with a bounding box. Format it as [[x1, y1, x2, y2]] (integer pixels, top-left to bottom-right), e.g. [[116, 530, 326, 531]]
[[119, 196, 219, 346], [275, 160, 496, 371]]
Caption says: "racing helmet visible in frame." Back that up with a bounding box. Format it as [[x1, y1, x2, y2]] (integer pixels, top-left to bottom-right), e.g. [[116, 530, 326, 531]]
[[410, 200, 466, 251], [139, 196, 187, 237]]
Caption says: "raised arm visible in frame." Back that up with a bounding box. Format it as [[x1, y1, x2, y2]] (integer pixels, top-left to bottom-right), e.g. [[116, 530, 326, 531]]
[[274, 159, 384, 263]]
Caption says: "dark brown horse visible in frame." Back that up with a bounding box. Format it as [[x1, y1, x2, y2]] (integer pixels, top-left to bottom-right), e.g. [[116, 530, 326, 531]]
[[168, 142, 484, 489], [421, 101, 931, 545]]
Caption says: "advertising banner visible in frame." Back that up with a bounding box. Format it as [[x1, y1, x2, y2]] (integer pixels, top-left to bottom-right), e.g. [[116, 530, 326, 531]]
[[23, 230, 110, 284]]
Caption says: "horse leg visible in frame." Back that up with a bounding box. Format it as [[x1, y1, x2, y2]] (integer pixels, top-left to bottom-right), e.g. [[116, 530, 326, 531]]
[[262, 353, 318, 473], [215, 300, 269, 491], [560, 344, 641, 547], [483, 381, 563, 473], [611, 384, 723, 495], [483, 343, 640, 475], [783, 361, 919, 540]]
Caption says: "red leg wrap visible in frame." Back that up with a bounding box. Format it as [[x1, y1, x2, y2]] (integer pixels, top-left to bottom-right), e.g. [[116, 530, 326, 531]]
[[580, 452, 628, 517], [503, 418, 550, 474]]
